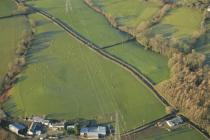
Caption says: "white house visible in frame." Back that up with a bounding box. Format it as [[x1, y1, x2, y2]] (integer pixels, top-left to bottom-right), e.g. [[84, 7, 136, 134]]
[[80, 126, 107, 139], [166, 116, 183, 128], [9, 123, 27, 135], [49, 121, 65, 130]]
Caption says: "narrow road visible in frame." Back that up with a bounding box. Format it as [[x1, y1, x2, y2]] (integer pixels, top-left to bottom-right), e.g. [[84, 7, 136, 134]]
[[14, 1, 210, 139]]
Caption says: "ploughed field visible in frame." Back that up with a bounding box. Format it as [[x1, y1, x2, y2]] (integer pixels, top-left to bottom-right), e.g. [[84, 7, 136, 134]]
[[26, 0, 170, 84], [4, 13, 165, 132]]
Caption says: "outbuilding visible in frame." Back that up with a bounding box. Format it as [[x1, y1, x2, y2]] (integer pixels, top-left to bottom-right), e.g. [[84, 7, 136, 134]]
[[9, 123, 27, 135], [80, 126, 107, 139], [27, 122, 43, 136]]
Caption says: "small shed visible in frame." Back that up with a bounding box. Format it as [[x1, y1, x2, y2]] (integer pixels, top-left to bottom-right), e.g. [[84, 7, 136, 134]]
[[9, 123, 27, 135]]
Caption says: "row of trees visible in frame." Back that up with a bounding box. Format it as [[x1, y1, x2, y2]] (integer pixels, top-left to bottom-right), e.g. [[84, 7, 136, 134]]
[[0, 19, 36, 99]]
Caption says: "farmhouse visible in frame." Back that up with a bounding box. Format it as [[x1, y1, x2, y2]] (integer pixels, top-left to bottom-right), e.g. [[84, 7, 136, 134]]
[[166, 116, 183, 128], [9, 123, 27, 135], [80, 126, 107, 139], [49, 121, 65, 130]]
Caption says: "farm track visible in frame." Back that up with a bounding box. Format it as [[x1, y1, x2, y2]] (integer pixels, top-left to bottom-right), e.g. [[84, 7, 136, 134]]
[[13, 1, 210, 139]]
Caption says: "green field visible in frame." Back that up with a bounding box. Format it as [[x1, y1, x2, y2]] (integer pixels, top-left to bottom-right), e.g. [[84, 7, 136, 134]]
[[127, 126, 207, 140], [28, 0, 129, 47], [0, 16, 28, 88], [27, 0, 169, 84], [147, 7, 202, 39], [196, 18, 210, 65], [106, 41, 169, 83], [0, 0, 17, 17], [4, 13, 166, 131], [92, 0, 162, 28]]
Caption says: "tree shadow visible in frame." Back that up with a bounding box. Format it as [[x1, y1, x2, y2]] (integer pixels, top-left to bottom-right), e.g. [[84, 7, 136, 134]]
[[146, 24, 177, 38], [36, 19, 51, 27], [26, 30, 63, 65], [2, 98, 24, 117]]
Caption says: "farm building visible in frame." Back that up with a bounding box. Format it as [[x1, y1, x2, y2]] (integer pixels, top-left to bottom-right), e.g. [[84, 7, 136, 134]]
[[65, 123, 76, 130], [166, 116, 183, 128], [49, 121, 65, 130], [27, 122, 43, 136], [80, 126, 107, 139], [9, 123, 27, 135], [31, 116, 50, 126]]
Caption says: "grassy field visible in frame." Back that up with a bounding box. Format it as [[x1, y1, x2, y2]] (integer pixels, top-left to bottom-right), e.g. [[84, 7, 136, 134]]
[[27, 0, 169, 84], [0, 15, 28, 88], [92, 0, 162, 28], [147, 7, 202, 39], [124, 126, 207, 140], [0, 0, 17, 17], [28, 0, 129, 47], [4, 13, 166, 132], [195, 17, 210, 65], [106, 41, 169, 84]]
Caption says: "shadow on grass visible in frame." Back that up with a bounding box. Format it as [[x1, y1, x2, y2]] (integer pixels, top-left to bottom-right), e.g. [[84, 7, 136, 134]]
[[26, 30, 63, 65], [146, 24, 176, 38], [36, 19, 51, 27], [3, 98, 24, 117]]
